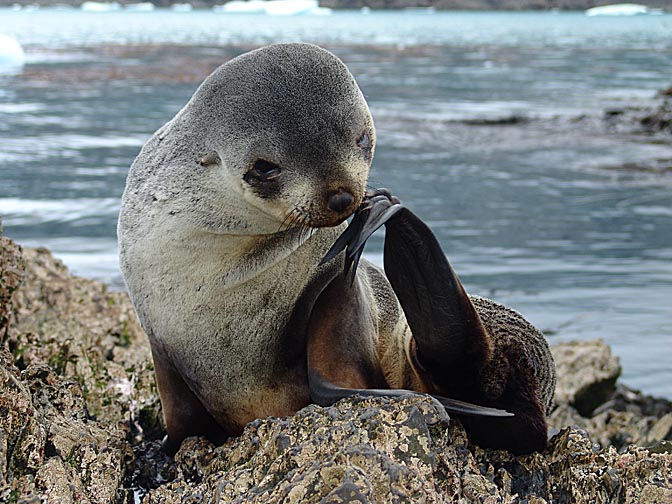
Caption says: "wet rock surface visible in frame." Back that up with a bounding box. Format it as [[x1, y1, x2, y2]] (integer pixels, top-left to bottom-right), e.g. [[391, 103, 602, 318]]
[[1, 228, 671, 502], [602, 86, 672, 140]]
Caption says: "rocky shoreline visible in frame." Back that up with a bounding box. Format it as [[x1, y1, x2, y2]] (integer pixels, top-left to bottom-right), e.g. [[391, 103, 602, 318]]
[[1, 225, 671, 502], [2, 0, 672, 10]]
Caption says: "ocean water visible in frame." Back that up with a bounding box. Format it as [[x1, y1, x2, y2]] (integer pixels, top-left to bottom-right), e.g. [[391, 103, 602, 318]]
[[1, 9, 671, 397]]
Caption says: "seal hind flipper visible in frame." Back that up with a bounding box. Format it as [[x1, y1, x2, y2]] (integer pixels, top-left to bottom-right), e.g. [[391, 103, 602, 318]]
[[382, 206, 492, 385], [321, 190, 492, 383], [322, 189, 554, 453], [308, 370, 513, 418], [379, 202, 553, 453]]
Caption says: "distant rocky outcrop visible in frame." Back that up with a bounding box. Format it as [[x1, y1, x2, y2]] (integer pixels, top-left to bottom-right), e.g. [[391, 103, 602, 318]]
[[320, 0, 672, 10], [604, 85, 672, 137], [1, 222, 671, 502], [637, 86, 672, 135], [595, 84, 672, 173]]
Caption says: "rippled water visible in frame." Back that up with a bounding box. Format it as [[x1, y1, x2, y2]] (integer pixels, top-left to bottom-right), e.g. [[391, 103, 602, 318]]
[[1, 9, 671, 397]]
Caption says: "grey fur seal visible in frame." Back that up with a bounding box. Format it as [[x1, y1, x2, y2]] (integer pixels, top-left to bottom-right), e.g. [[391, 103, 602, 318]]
[[118, 43, 556, 455]]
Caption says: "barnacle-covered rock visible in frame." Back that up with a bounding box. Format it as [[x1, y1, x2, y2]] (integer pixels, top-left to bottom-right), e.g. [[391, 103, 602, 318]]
[[0, 228, 671, 503]]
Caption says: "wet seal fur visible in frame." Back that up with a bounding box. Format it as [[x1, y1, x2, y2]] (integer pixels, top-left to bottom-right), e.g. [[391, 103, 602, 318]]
[[118, 43, 556, 455]]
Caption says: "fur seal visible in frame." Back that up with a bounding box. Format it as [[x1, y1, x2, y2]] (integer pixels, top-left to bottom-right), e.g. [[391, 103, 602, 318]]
[[118, 43, 556, 455]]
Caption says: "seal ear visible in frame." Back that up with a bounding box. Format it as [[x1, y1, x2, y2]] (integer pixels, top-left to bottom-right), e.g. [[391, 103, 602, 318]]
[[198, 151, 221, 167]]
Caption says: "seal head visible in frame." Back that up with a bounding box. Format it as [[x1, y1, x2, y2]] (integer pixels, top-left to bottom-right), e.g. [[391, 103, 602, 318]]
[[125, 43, 375, 239]]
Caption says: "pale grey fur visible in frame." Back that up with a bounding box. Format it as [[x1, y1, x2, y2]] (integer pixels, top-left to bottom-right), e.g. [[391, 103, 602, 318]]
[[118, 44, 376, 429]]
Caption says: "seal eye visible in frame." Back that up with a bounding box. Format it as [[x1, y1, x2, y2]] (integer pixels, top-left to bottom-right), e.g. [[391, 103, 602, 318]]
[[356, 131, 372, 159], [246, 159, 282, 183]]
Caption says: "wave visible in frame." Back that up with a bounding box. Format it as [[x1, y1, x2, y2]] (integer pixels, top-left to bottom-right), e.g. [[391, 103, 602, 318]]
[[0, 197, 119, 225]]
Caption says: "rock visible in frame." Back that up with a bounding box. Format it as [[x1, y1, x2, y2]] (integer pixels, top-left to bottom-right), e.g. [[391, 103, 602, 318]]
[[548, 344, 672, 451], [551, 340, 621, 416], [8, 245, 160, 437], [0, 227, 160, 502], [144, 396, 476, 503], [639, 91, 672, 135], [1, 229, 672, 502], [0, 219, 24, 338], [550, 402, 656, 452], [604, 383, 672, 418], [141, 397, 672, 503], [649, 441, 672, 455], [648, 414, 672, 444], [603, 84, 672, 138], [480, 427, 672, 503]]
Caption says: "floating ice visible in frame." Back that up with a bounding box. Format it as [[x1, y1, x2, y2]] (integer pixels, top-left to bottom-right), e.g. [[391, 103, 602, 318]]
[[0, 34, 25, 72], [585, 3, 649, 16], [80, 1, 122, 12]]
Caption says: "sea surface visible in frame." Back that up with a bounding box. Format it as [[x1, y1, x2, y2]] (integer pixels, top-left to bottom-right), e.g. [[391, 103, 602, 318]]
[[1, 9, 671, 397]]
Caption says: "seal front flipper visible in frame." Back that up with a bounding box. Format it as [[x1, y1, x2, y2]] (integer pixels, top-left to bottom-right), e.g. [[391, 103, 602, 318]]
[[321, 190, 492, 380], [320, 189, 403, 282], [382, 206, 493, 384], [308, 370, 513, 419], [151, 346, 228, 455]]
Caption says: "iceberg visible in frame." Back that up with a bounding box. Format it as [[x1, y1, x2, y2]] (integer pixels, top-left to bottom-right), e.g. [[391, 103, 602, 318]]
[[125, 2, 156, 11], [80, 1, 122, 11], [585, 3, 649, 16], [214, 0, 331, 15], [0, 33, 25, 72], [264, 0, 319, 15], [216, 0, 267, 13], [171, 2, 193, 11]]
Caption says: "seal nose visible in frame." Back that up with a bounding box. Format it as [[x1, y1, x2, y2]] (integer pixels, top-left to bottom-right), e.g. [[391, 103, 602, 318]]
[[327, 189, 355, 213]]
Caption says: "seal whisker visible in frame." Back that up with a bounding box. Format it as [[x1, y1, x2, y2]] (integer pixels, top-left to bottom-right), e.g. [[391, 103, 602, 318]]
[[278, 212, 292, 233], [279, 208, 300, 233], [282, 207, 312, 245], [296, 211, 314, 245]]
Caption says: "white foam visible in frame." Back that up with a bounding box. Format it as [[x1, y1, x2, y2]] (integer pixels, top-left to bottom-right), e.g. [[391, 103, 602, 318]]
[[0, 103, 44, 113]]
